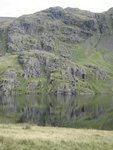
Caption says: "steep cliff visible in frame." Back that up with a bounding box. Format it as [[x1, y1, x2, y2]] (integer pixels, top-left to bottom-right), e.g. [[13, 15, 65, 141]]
[[0, 7, 113, 95]]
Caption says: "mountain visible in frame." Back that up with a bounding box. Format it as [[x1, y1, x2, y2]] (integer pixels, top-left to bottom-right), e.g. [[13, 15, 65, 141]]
[[0, 7, 113, 95]]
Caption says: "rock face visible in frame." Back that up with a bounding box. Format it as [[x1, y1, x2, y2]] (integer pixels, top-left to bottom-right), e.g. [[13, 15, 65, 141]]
[[0, 17, 15, 54], [6, 7, 113, 55], [6, 7, 100, 55], [0, 70, 19, 94], [17, 51, 99, 95], [1, 7, 113, 54], [0, 7, 113, 95], [18, 51, 78, 95]]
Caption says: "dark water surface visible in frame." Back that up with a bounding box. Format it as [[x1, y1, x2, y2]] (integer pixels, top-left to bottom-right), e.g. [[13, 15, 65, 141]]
[[0, 94, 113, 130]]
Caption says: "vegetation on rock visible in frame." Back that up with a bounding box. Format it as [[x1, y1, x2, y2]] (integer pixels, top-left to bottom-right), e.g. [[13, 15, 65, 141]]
[[0, 7, 113, 95]]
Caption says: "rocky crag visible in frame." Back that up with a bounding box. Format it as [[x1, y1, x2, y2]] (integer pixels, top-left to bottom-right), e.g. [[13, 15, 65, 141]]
[[0, 7, 113, 95]]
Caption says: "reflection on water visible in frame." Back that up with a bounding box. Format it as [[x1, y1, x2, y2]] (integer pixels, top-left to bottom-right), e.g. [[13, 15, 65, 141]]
[[0, 94, 113, 130]]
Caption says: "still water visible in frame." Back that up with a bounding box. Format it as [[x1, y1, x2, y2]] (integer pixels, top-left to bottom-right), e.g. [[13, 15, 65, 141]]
[[0, 94, 113, 130]]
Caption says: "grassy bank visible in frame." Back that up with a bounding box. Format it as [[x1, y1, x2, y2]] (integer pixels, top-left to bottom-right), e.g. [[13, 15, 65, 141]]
[[0, 124, 113, 150]]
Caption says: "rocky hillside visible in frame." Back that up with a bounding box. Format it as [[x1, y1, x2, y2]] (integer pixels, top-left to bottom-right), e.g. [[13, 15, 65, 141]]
[[0, 7, 113, 95], [0, 17, 15, 55]]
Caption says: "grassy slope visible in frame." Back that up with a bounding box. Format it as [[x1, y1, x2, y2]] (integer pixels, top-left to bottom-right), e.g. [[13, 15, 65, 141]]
[[0, 55, 22, 75], [0, 124, 113, 150], [70, 38, 113, 93]]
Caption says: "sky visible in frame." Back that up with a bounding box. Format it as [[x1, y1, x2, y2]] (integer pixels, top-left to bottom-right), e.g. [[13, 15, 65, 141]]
[[0, 0, 113, 17]]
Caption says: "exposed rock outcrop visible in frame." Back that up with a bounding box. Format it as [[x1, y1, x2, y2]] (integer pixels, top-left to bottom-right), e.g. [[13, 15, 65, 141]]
[[0, 70, 19, 94], [0, 7, 113, 95], [17, 51, 106, 95]]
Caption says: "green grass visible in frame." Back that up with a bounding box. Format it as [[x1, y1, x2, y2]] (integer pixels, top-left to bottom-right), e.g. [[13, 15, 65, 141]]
[[0, 124, 113, 150], [0, 55, 22, 75], [70, 45, 113, 94], [16, 76, 48, 94], [3, 27, 8, 53], [71, 47, 113, 73]]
